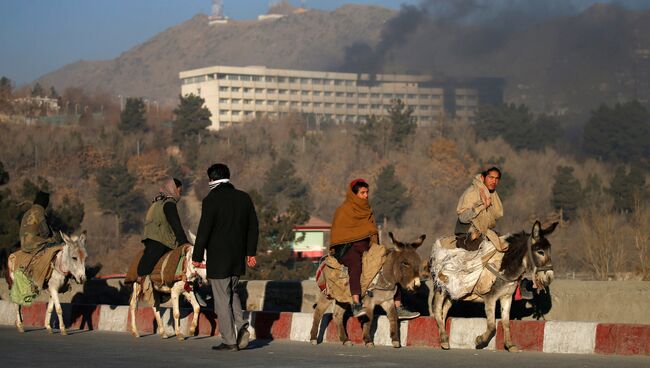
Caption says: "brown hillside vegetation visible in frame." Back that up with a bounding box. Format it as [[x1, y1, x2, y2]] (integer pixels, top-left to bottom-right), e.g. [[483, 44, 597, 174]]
[[1, 110, 648, 280]]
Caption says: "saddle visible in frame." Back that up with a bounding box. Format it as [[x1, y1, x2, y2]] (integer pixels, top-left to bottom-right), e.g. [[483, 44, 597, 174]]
[[125, 245, 189, 288], [9, 245, 64, 290], [317, 242, 386, 304]]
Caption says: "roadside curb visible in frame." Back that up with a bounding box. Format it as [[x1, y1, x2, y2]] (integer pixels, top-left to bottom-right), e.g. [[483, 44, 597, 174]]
[[1, 300, 648, 356]]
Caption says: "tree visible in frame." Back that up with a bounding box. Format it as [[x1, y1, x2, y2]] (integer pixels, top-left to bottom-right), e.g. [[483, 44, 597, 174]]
[[49, 196, 85, 234], [583, 173, 605, 203], [387, 99, 416, 150], [608, 165, 647, 213], [31, 82, 45, 97], [262, 158, 311, 208], [20, 176, 51, 202], [371, 164, 411, 225], [95, 164, 145, 233], [583, 101, 650, 167], [118, 97, 146, 133], [172, 94, 211, 145], [0, 76, 12, 113], [551, 166, 583, 220], [49, 86, 59, 99]]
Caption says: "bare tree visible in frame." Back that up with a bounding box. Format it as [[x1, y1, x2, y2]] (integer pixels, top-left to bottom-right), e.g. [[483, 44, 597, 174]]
[[578, 203, 627, 280], [631, 197, 650, 280]]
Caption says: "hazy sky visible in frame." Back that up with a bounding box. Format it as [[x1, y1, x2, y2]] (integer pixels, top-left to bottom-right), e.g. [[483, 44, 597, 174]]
[[0, 0, 417, 86], [1, 0, 649, 86]]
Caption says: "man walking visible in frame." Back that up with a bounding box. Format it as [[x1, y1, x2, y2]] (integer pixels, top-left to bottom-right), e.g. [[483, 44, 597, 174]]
[[192, 163, 259, 351]]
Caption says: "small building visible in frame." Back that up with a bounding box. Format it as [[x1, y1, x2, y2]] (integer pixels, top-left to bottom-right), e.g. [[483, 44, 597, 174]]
[[292, 216, 331, 260]]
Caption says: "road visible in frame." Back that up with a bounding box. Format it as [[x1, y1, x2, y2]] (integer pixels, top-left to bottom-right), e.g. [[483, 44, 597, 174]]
[[2, 326, 648, 368]]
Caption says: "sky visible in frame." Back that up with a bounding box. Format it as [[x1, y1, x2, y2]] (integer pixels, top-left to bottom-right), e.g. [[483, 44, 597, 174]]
[[1, 0, 649, 86], [0, 0, 417, 86]]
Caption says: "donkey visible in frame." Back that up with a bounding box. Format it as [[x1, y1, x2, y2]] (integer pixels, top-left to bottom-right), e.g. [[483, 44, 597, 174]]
[[128, 234, 207, 341], [8, 231, 88, 335], [432, 221, 556, 352], [310, 232, 425, 348]]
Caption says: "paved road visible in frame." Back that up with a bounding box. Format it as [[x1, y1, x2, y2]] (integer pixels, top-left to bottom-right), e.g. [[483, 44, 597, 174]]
[[2, 326, 648, 368]]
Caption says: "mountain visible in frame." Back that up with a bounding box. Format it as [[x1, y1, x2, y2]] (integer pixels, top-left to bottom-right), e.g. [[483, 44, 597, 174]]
[[37, 4, 650, 112]]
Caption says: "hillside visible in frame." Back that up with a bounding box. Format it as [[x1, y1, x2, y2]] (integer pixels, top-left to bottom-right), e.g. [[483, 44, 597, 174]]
[[36, 4, 650, 112]]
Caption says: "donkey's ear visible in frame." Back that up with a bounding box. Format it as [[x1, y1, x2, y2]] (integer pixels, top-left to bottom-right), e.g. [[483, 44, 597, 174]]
[[389, 232, 404, 251], [78, 231, 87, 245], [388, 232, 397, 244], [531, 221, 542, 243], [60, 231, 71, 244], [412, 234, 426, 249], [542, 222, 559, 236]]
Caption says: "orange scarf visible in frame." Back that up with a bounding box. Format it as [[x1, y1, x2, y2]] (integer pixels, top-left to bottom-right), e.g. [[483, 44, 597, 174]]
[[329, 182, 378, 248]]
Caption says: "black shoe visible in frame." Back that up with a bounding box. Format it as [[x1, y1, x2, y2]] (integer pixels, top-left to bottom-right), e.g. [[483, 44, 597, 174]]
[[237, 325, 250, 350], [351, 303, 366, 318], [212, 343, 238, 351], [194, 291, 208, 307], [519, 279, 534, 300]]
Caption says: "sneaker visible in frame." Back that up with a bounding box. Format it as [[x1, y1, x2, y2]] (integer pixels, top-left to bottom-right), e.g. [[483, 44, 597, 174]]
[[396, 306, 420, 320], [351, 303, 366, 318], [236, 325, 250, 350]]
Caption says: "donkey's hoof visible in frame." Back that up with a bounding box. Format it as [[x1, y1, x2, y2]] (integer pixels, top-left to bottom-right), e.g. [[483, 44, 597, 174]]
[[46, 327, 53, 334], [16, 327, 24, 333], [176, 334, 185, 341], [343, 340, 353, 346], [189, 327, 196, 336], [475, 335, 489, 349], [61, 329, 68, 336], [131, 331, 140, 338], [310, 339, 318, 345], [365, 342, 375, 348], [440, 341, 450, 350], [392, 341, 401, 348], [506, 344, 519, 353], [161, 334, 169, 339]]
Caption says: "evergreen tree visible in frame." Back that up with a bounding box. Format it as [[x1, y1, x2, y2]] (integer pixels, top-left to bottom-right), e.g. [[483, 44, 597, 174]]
[[118, 97, 146, 133], [262, 158, 310, 204], [20, 176, 51, 202], [0, 76, 12, 112], [31, 82, 44, 97], [371, 164, 411, 225], [0, 189, 21, 250], [608, 166, 648, 213], [49, 196, 85, 234], [583, 173, 605, 203], [387, 99, 416, 150], [551, 166, 583, 220], [49, 86, 59, 99], [172, 94, 211, 145], [583, 101, 650, 166], [95, 164, 145, 232]]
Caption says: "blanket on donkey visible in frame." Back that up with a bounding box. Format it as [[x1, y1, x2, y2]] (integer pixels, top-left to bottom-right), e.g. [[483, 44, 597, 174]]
[[10, 245, 64, 290], [431, 236, 505, 300], [319, 242, 386, 304], [125, 244, 188, 287]]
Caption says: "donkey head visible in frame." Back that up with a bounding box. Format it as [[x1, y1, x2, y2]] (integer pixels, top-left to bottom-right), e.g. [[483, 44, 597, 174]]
[[60, 231, 88, 284], [387, 232, 426, 292], [529, 221, 557, 290]]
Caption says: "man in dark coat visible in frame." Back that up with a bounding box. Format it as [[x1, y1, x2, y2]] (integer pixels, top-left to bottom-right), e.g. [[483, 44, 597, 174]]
[[192, 163, 258, 351]]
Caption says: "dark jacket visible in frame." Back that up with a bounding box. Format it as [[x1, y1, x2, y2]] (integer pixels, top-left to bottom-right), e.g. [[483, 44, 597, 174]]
[[192, 182, 259, 279]]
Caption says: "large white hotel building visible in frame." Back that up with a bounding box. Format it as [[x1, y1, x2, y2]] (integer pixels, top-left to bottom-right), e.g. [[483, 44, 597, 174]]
[[179, 65, 503, 130]]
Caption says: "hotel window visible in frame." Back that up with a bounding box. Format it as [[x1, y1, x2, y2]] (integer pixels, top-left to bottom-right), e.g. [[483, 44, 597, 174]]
[[290, 101, 299, 107], [252, 76, 262, 82], [278, 89, 287, 94], [345, 81, 354, 86], [420, 94, 429, 98], [219, 86, 229, 92], [383, 93, 393, 98], [244, 111, 253, 116], [265, 76, 276, 82], [231, 99, 241, 104], [277, 77, 286, 83], [301, 91, 309, 96], [359, 104, 368, 109], [336, 103, 344, 108], [219, 110, 228, 115], [207, 74, 215, 80], [336, 92, 345, 97], [346, 92, 355, 97], [231, 87, 240, 92], [324, 103, 333, 108], [312, 79, 322, 85], [279, 101, 288, 106], [255, 100, 264, 105], [324, 91, 333, 96], [289, 77, 298, 83], [420, 105, 429, 110], [219, 98, 229, 104], [300, 78, 309, 84], [240, 75, 251, 81], [312, 91, 321, 96], [255, 88, 264, 93], [408, 94, 416, 99], [267, 89, 277, 94], [371, 93, 380, 98], [432, 95, 441, 100], [334, 80, 343, 86], [243, 87, 252, 93], [244, 99, 252, 104], [302, 102, 310, 107], [217, 74, 227, 80], [227, 74, 239, 81], [346, 104, 354, 108], [290, 90, 298, 95], [232, 110, 241, 115], [395, 94, 405, 99], [313, 102, 322, 107], [358, 93, 368, 98], [371, 104, 380, 109]]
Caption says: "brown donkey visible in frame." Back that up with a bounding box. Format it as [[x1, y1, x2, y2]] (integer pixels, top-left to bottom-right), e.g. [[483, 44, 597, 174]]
[[432, 221, 556, 352], [310, 232, 425, 348]]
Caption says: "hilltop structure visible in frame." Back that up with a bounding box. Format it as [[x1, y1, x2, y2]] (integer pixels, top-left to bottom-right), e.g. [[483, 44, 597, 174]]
[[179, 65, 504, 130]]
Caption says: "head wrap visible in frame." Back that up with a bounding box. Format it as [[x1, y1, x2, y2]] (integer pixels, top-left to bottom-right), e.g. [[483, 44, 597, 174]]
[[34, 191, 50, 208], [155, 177, 181, 202], [329, 179, 378, 248]]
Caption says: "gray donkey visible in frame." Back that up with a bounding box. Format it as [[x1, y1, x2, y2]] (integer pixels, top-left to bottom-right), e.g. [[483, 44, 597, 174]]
[[310, 232, 425, 348], [432, 221, 556, 352]]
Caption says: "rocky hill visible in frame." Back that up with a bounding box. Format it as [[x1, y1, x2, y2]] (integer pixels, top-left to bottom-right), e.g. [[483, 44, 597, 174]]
[[36, 3, 650, 112]]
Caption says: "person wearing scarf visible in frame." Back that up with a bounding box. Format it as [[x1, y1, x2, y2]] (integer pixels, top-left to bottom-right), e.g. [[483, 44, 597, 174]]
[[19, 191, 56, 253], [137, 177, 190, 278]]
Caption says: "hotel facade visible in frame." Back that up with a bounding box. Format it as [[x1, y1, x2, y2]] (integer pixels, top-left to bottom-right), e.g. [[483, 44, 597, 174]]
[[179, 65, 503, 130]]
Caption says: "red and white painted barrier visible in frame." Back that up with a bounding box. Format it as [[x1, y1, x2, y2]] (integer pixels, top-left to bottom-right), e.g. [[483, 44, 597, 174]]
[[1, 300, 648, 356]]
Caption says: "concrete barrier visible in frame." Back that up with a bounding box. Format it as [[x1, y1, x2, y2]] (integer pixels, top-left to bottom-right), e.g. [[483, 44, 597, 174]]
[[0, 300, 648, 356]]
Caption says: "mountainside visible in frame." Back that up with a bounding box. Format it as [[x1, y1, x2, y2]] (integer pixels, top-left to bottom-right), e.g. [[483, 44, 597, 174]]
[[37, 4, 650, 112], [37, 5, 393, 105]]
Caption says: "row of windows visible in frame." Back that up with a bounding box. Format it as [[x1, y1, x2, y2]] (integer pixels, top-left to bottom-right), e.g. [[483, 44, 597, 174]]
[[214, 73, 357, 86], [219, 110, 439, 121], [217, 99, 443, 111], [217, 86, 445, 100]]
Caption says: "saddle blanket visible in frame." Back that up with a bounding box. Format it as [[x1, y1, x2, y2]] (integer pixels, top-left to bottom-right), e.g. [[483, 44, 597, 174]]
[[125, 245, 189, 287], [317, 242, 386, 304], [431, 236, 504, 300], [10, 245, 64, 290]]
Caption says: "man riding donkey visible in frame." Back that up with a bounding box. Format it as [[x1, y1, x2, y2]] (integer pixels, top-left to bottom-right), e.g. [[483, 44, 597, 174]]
[[20, 191, 57, 254], [127, 177, 206, 305], [454, 166, 533, 299], [328, 178, 419, 319]]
